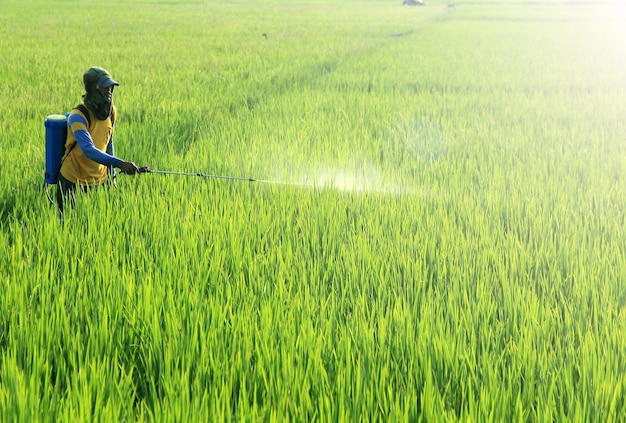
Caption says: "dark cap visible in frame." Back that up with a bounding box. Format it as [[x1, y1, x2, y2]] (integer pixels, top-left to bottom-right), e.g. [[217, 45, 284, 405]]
[[83, 66, 119, 91]]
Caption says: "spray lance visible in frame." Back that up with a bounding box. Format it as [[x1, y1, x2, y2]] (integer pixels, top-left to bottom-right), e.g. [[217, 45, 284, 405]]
[[137, 167, 302, 186]]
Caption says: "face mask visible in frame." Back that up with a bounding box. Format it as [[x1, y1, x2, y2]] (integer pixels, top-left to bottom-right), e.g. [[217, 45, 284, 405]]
[[84, 89, 112, 121]]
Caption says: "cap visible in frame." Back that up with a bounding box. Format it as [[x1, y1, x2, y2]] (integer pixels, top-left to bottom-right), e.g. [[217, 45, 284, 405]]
[[83, 66, 119, 91], [100, 77, 119, 88]]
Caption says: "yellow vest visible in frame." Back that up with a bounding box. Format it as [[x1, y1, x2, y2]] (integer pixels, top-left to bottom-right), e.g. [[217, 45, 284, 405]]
[[60, 105, 116, 186]]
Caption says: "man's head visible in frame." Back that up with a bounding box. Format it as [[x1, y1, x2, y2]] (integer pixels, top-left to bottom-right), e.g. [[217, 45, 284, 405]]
[[82, 67, 118, 119], [83, 66, 119, 93]]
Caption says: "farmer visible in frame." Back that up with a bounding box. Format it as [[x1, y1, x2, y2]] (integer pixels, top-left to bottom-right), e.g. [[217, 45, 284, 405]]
[[57, 66, 144, 215]]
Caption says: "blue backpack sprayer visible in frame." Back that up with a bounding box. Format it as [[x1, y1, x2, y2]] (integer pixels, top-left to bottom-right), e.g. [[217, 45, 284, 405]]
[[43, 105, 90, 203], [43, 114, 69, 203]]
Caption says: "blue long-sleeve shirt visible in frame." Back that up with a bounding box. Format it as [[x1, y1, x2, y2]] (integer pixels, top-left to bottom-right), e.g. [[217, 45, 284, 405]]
[[60, 106, 121, 185], [68, 112, 122, 168]]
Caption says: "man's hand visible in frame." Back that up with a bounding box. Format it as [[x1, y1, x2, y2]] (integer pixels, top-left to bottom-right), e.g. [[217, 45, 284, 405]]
[[118, 161, 140, 175]]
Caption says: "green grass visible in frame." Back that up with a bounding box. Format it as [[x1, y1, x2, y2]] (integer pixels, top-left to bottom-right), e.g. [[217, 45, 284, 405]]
[[1, 0, 626, 421]]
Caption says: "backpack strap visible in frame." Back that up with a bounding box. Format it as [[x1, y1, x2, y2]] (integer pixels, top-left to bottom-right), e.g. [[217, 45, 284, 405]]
[[58, 104, 91, 174], [74, 104, 91, 128]]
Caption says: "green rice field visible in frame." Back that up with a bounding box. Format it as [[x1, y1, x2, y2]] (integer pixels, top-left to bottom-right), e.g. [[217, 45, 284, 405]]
[[1, 0, 625, 421]]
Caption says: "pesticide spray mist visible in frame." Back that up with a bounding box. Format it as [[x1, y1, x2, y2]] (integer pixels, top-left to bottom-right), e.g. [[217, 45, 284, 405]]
[[285, 117, 448, 196], [298, 164, 406, 194]]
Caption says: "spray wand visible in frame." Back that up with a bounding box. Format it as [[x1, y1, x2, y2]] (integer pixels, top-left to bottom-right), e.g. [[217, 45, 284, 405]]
[[138, 167, 302, 186]]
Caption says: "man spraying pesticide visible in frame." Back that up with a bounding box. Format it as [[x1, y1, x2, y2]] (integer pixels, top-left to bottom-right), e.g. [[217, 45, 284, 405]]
[[44, 67, 303, 216], [44, 67, 147, 216]]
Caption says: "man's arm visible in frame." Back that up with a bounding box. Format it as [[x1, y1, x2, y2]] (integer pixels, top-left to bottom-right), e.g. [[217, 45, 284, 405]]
[[68, 112, 139, 174], [68, 112, 123, 167]]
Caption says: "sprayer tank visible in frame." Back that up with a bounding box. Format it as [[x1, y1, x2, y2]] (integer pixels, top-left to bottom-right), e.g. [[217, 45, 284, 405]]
[[44, 114, 68, 184]]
